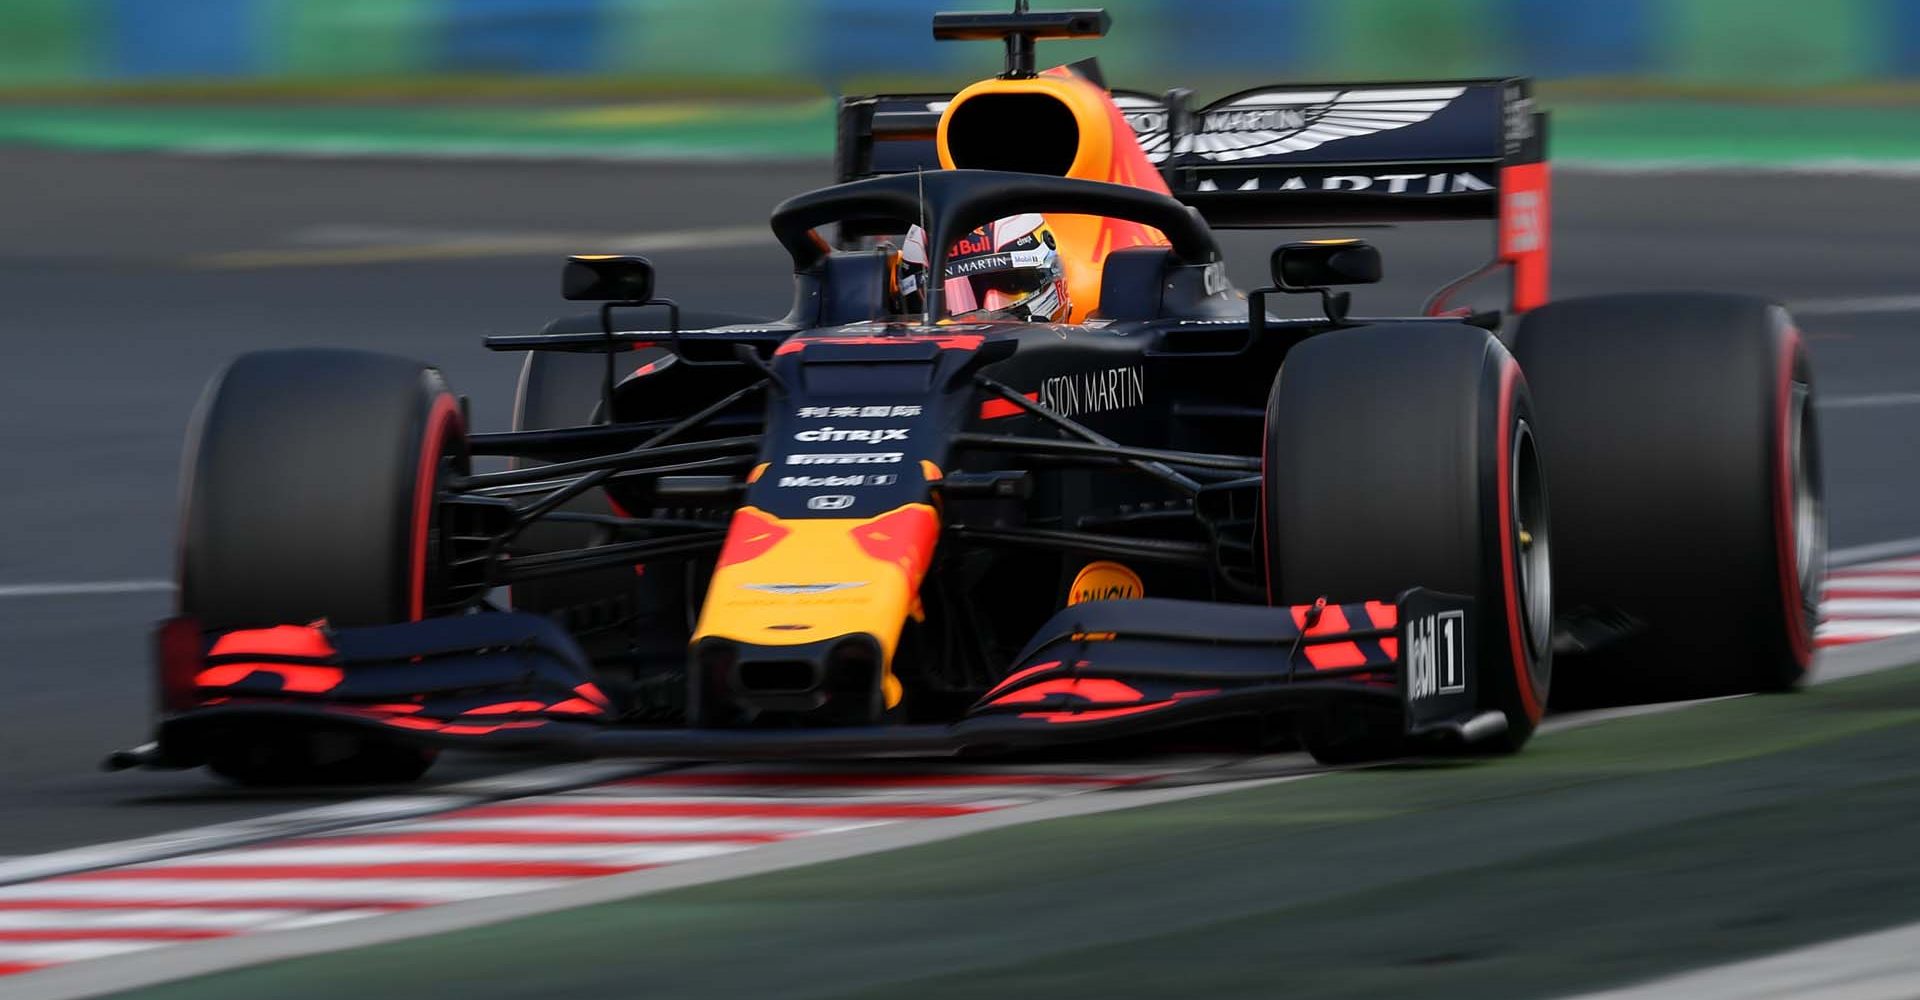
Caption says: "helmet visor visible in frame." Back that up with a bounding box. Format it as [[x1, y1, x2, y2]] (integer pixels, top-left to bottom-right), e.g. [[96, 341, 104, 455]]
[[936, 215, 1060, 320], [945, 266, 1052, 317]]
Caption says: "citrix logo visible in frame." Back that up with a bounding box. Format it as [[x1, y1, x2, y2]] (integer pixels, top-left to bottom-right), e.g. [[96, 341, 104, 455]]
[[793, 426, 909, 444]]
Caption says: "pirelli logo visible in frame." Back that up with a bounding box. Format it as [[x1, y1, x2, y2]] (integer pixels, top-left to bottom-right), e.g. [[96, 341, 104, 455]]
[[785, 452, 904, 466]]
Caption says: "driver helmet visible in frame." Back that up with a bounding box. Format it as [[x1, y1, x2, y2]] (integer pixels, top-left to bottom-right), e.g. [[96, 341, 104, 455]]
[[898, 214, 1070, 323]]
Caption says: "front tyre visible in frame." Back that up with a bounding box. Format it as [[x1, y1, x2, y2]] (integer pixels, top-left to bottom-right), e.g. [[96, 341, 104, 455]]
[[178, 348, 466, 784], [1265, 323, 1550, 760]]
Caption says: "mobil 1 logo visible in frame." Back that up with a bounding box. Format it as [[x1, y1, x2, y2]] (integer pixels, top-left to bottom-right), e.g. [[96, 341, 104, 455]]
[[1406, 609, 1466, 701]]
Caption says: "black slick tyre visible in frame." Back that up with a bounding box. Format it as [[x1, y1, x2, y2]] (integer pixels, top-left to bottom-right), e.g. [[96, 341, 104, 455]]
[[1265, 323, 1551, 761], [178, 348, 467, 784], [1512, 293, 1821, 704]]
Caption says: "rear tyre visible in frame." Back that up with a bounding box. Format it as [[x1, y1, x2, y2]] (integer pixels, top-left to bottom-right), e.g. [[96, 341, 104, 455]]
[[1512, 293, 1822, 704], [1265, 323, 1551, 761], [179, 348, 466, 784]]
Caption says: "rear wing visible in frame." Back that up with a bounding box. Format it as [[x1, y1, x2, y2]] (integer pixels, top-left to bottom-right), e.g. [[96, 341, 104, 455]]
[[837, 77, 1551, 312], [834, 92, 952, 185]]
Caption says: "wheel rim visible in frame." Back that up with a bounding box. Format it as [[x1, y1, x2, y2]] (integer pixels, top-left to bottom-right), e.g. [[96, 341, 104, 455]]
[[1512, 420, 1552, 661], [1789, 381, 1825, 623]]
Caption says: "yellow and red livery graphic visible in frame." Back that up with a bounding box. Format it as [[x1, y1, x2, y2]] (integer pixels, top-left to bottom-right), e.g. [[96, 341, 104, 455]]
[[694, 504, 941, 705]]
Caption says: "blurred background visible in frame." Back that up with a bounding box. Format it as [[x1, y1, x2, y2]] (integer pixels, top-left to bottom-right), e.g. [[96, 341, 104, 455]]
[[5, 0, 1920, 163], [9, 0, 1920, 90]]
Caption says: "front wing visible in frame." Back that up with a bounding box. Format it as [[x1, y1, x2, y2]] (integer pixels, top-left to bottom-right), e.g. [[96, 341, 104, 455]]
[[119, 589, 1493, 768]]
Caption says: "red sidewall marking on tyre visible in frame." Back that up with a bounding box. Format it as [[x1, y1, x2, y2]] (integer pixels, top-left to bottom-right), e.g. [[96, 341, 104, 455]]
[[1497, 358, 1542, 723], [409, 394, 463, 623], [1773, 324, 1814, 668]]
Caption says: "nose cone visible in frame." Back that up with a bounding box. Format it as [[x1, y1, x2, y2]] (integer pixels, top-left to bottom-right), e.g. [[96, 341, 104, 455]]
[[689, 504, 938, 725]]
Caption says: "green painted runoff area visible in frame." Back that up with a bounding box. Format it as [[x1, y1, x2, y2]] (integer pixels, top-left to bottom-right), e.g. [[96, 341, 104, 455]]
[[0, 100, 839, 159], [5, 100, 1920, 165], [109, 661, 1920, 1000]]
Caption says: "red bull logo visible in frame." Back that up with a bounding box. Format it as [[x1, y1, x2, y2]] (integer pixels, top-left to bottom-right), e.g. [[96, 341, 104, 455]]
[[949, 228, 994, 257]]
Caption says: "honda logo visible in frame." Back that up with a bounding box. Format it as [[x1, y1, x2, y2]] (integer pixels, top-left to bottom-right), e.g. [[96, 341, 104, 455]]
[[807, 494, 856, 511]]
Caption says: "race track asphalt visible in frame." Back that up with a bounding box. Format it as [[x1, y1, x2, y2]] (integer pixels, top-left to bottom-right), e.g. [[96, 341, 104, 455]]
[[2, 147, 1918, 855]]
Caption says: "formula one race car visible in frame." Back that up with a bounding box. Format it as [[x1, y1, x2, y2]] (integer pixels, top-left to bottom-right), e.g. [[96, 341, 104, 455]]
[[113, 4, 1824, 784]]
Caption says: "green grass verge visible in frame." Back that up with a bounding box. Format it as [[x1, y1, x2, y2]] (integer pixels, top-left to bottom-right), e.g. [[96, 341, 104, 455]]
[[106, 661, 1920, 1000], [1553, 101, 1920, 165], [0, 100, 836, 159], [5, 98, 1920, 165]]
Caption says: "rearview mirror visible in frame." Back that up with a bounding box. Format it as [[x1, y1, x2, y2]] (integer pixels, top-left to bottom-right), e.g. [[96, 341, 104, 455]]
[[1271, 240, 1382, 291], [563, 255, 655, 302]]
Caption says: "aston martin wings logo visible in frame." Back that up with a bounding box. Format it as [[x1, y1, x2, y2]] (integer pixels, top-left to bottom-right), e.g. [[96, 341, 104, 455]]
[[1119, 87, 1467, 165], [1112, 92, 1174, 164], [1193, 86, 1466, 162]]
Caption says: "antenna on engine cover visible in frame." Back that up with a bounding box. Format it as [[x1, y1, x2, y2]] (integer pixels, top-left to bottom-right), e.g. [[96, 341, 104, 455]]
[[931, 2, 1110, 79]]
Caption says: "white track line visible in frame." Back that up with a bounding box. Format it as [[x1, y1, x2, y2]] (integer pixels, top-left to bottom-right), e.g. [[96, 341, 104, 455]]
[[1789, 293, 1920, 317], [0, 945, 164, 966], [1565, 915, 1920, 1000], [0, 582, 171, 600], [1562, 158, 1920, 178], [380, 815, 885, 837], [195, 224, 768, 270], [0, 912, 311, 932], [1829, 545, 1920, 568], [1817, 392, 1920, 409], [1821, 598, 1920, 615], [132, 843, 745, 867], [0, 880, 572, 905], [1821, 575, 1920, 591]]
